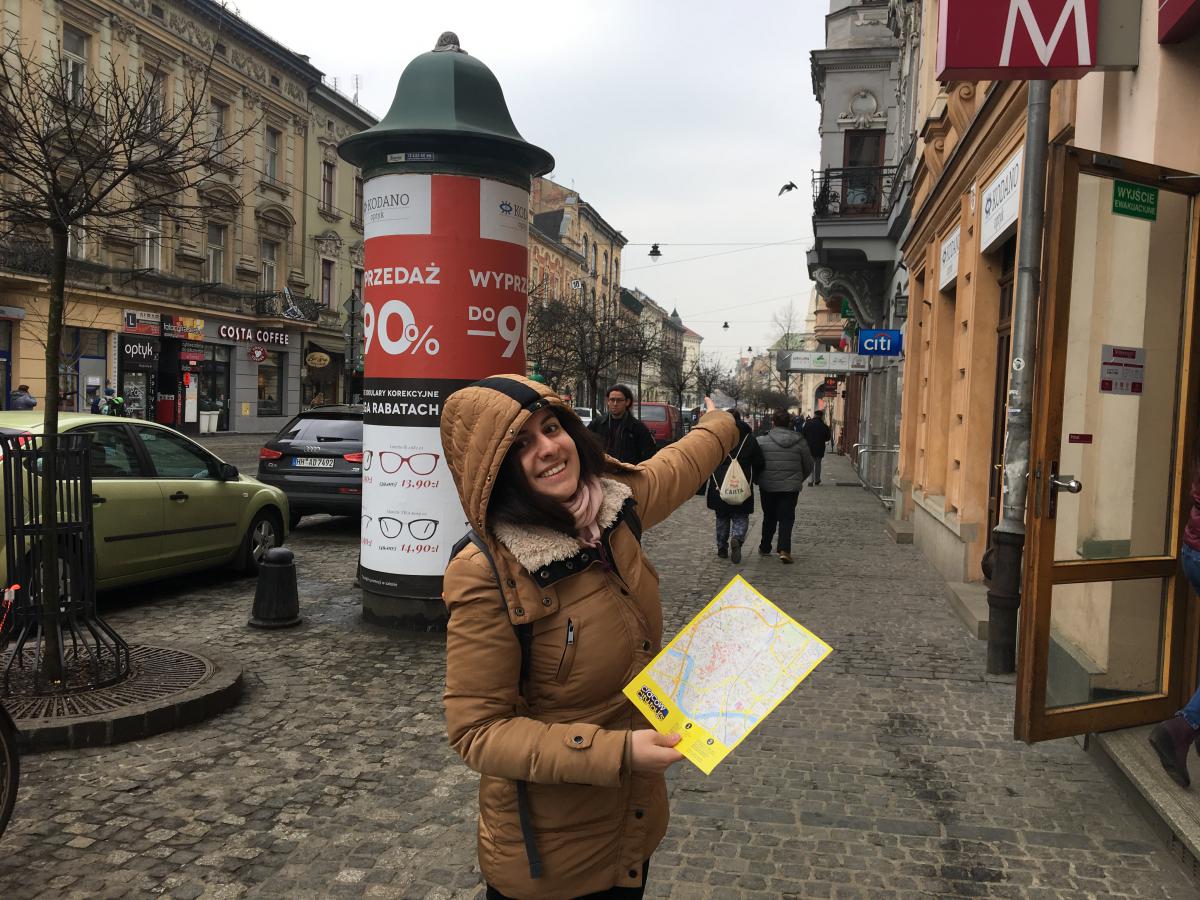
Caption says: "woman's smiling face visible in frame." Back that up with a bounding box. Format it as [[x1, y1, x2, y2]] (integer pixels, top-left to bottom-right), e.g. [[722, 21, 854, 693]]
[[515, 408, 580, 503]]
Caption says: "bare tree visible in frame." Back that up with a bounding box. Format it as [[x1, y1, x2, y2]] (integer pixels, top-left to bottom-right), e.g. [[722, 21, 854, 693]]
[[718, 362, 748, 413], [658, 344, 692, 414], [558, 291, 632, 410], [0, 28, 257, 676], [767, 299, 808, 399], [624, 316, 663, 406], [691, 352, 724, 401], [525, 285, 576, 394]]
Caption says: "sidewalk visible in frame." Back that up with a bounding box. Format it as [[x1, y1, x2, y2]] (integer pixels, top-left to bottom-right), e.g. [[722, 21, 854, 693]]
[[0, 454, 1194, 898]]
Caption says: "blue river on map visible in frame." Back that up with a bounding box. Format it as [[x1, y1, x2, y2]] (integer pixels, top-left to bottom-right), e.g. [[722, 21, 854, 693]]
[[665, 648, 761, 724]]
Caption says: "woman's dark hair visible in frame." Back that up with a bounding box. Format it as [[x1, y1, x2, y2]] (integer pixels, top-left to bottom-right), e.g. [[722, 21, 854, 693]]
[[772, 409, 791, 428], [488, 408, 621, 534]]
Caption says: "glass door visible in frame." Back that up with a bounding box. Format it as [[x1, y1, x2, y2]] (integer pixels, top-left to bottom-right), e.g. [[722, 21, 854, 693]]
[[1016, 146, 1200, 742]]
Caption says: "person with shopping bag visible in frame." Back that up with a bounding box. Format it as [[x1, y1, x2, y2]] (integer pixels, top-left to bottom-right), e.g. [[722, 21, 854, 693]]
[[705, 409, 764, 563]]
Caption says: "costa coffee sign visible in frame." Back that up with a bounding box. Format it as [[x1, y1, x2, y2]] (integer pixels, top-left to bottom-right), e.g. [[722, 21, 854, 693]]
[[217, 324, 290, 346], [937, 0, 1099, 81]]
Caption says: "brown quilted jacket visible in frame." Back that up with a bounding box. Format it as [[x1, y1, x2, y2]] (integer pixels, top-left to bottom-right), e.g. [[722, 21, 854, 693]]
[[441, 375, 738, 898]]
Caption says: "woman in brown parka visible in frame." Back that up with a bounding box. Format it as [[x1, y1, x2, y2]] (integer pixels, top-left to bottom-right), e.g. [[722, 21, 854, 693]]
[[441, 375, 738, 899]]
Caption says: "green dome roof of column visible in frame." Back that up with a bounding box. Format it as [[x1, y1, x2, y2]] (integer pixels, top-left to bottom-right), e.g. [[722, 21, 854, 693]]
[[338, 32, 554, 177]]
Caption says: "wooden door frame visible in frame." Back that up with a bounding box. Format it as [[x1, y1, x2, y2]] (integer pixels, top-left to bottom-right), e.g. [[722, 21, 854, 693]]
[[1015, 144, 1200, 743]]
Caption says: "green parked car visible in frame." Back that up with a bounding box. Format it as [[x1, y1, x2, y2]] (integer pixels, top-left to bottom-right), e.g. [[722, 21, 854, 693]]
[[0, 413, 289, 589]]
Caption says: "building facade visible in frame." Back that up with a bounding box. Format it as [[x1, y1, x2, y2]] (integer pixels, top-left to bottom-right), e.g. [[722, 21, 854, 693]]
[[0, 0, 333, 434], [303, 84, 375, 406], [889, 0, 1200, 739], [808, 0, 910, 489]]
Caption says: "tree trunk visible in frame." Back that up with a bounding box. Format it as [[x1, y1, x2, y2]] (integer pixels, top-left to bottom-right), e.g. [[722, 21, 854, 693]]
[[38, 228, 68, 681]]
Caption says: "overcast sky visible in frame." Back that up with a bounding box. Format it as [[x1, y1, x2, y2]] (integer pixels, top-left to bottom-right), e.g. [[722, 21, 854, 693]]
[[231, 0, 827, 365]]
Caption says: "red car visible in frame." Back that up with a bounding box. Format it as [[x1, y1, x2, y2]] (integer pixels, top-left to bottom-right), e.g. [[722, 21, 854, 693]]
[[637, 402, 683, 447]]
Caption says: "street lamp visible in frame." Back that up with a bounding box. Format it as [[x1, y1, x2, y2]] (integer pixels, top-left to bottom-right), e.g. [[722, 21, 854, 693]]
[[648, 243, 662, 262]]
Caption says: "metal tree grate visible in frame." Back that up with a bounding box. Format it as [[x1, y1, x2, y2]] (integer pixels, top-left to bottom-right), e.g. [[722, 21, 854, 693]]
[[3, 645, 209, 720], [0, 432, 130, 695]]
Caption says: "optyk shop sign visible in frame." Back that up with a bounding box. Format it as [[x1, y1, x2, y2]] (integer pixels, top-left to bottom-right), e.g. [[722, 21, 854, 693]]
[[937, 0, 1099, 81]]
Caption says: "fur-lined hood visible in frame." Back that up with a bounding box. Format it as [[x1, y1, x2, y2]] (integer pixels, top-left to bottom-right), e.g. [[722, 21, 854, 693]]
[[440, 374, 579, 534], [492, 477, 632, 571]]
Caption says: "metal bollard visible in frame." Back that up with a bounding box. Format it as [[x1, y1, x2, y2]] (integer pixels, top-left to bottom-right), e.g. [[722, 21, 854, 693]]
[[248, 546, 302, 629]]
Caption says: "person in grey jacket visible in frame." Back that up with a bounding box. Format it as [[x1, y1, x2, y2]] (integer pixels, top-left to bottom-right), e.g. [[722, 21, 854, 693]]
[[756, 410, 814, 563], [8, 385, 36, 410]]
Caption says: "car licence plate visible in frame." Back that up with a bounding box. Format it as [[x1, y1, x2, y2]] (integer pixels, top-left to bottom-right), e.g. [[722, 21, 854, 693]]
[[292, 457, 335, 468]]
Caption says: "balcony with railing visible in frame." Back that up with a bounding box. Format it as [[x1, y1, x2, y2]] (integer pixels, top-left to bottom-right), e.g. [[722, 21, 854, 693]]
[[0, 239, 321, 324], [812, 166, 899, 219]]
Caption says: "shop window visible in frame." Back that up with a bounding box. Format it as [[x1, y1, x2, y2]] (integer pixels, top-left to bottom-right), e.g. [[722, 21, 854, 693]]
[[320, 259, 334, 306], [135, 426, 217, 479], [257, 351, 283, 416], [265, 127, 281, 182], [320, 161, 335, 212], [136, 208, 162, 270], [62, 26, 88, 104], [206, 223, 226, 282], [261, 239, 278, 291]]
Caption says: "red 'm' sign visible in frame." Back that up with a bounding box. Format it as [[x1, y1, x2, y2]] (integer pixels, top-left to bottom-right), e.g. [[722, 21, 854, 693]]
[[937, 0, 1100, 81]]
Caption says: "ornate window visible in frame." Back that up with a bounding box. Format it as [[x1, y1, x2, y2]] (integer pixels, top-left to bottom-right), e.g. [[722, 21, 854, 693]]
[[206, 223, 226, 282], [260, 239, 278, 291], [136, 209, 162, 270], [265, 127, 281, 182], [62, 26, 88, 104], [320, 161, 335, 211]]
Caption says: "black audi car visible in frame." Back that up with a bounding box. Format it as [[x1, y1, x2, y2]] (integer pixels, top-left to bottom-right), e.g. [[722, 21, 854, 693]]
[[257, 404, 363, 527]]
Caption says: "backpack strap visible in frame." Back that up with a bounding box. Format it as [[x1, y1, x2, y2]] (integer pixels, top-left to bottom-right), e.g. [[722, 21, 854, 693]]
[[451, 528, 542, 881]]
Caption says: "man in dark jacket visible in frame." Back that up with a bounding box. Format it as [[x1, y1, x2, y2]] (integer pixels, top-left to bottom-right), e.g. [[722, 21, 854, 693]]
[[587, 384, 657, 465], [8, 385, 36, 410], [801, 409, 832, 486], [705, 410, 764, 563], [756, 410, 814, 563]]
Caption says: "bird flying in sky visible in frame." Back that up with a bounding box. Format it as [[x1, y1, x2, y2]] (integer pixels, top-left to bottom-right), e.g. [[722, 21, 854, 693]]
[[778, 181, 798, 196]]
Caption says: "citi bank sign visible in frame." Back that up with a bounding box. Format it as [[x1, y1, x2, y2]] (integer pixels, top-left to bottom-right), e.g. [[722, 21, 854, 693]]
[[938, 0, 1099, 81]]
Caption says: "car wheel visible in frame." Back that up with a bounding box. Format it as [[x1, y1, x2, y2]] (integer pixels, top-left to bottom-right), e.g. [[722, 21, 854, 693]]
[[241, 510, 282, 573], [289, 512, 303, 530]]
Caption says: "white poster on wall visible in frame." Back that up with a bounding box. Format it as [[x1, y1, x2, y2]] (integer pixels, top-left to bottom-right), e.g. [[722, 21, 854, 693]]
[[981, 148, 1023, 252], [1099, 344, 1145, 396]]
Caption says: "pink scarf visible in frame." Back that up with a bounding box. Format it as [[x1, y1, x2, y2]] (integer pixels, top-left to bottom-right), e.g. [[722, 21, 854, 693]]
[[564, 477, 604, 547]]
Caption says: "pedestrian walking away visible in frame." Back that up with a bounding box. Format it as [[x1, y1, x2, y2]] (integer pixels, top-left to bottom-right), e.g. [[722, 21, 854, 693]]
[[705, 409, 764, 565], [756, 409, 814, 564], [1149, 440, 1200, 787], [8, 384, 36, 410], [587, 384, 657, 465], [801, 409, 832, 485], [440, 375, 739, 899]]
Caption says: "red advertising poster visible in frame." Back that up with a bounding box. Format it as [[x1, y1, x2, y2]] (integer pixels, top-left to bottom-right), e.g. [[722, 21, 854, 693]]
[[359, 173, 530, 594], [937, 0, 1100, 81]]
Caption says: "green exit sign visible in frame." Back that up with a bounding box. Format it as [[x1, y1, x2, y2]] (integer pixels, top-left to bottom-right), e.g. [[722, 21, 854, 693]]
[[1112, 181, 1159, 221]]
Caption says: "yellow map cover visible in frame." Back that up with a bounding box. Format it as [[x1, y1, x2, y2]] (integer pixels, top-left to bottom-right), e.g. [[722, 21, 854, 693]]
[[623, 575, 832, 774]]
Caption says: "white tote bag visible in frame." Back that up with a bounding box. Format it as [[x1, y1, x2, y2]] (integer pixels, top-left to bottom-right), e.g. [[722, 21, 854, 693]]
[[717, 435, 751, 504]]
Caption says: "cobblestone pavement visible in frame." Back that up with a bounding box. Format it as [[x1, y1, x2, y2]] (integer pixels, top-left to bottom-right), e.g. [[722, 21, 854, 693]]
[[0, 454, 1194, 899]]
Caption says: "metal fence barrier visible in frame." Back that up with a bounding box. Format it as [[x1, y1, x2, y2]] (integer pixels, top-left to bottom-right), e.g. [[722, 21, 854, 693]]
[[851, 443, 899, 509]]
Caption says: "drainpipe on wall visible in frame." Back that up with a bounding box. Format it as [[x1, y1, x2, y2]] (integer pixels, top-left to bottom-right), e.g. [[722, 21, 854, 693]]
[[986, 80, 1051, 676]]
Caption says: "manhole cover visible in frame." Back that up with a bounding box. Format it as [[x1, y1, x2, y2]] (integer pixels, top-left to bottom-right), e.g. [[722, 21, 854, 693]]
[[3, 645, 211, 721]]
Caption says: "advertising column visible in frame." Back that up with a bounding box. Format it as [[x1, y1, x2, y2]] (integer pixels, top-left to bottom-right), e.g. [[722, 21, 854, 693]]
[[358, 174, 531, 606], [339, 32, 553, 626]]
